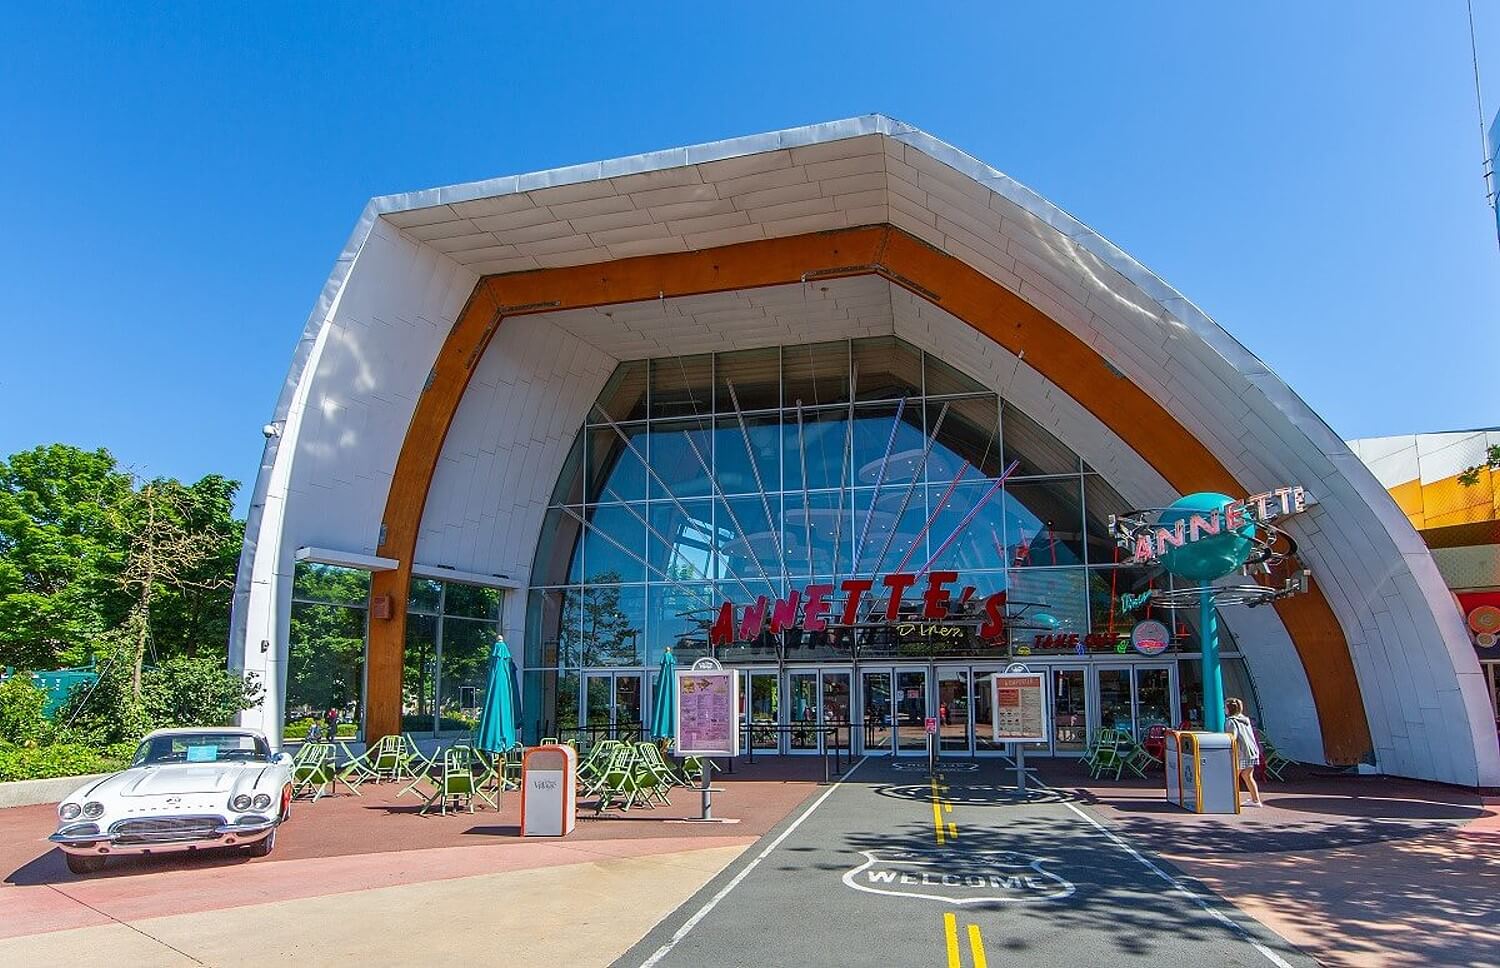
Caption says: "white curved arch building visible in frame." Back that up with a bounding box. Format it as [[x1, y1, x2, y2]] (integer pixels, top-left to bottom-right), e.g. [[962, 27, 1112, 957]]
[[231, 116, 1499, 786]]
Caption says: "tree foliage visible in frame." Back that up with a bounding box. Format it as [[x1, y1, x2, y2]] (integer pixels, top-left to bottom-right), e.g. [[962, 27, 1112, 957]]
[[1456, 444, 1500, 488], [0, 444, 242, 673]]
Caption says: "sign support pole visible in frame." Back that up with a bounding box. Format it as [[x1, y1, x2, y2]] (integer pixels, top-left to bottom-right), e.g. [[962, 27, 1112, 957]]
[[1200, 586, 1225, 732], [1016, 743, 1027, 794], [699, 758, 713, 821]]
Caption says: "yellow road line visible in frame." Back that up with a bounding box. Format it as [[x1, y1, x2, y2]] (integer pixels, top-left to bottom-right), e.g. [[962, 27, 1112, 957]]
[[968, 923, 988, 968], [943, 912, 961, 968]]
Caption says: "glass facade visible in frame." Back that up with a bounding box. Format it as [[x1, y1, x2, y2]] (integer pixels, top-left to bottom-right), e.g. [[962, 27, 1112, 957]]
[[523, 337, 1253, 747], [404, 579, 505, 735], [287, 562, 370, 740]]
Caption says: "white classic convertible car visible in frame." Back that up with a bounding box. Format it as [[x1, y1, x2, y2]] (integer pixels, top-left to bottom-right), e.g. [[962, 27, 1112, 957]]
[[50, 727, 294, 874]]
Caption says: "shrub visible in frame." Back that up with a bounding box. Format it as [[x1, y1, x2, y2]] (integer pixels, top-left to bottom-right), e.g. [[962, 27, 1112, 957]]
[[0, 743, 124, 782], [0, 676, 51, 746], [141, 655, 263, 729]]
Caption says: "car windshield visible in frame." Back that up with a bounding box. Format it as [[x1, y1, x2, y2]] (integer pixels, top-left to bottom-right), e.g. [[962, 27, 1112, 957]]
[[131, 733, 271, 767]]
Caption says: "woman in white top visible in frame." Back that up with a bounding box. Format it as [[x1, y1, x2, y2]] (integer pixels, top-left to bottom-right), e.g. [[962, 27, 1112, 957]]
[[1224, 698, 1263, 807]]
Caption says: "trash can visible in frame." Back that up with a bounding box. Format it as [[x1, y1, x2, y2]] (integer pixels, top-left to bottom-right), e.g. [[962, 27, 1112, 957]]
[[1164, 730, 1240, 814], [521, 744, 577, 836]]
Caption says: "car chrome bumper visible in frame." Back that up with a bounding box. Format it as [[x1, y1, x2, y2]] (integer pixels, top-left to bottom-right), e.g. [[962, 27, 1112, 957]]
[[50, 817, 279, 855]]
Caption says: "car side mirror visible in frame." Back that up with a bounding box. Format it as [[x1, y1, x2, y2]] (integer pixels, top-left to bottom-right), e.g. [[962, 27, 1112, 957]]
[[275, 752, 293, 766]]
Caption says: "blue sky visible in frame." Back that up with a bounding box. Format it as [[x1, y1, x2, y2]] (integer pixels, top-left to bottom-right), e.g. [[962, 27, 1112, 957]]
[[1, 4, 1497, 514]]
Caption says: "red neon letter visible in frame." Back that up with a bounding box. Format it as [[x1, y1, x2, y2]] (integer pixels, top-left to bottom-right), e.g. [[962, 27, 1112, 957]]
[[978, 591, 1007, 639], [769, 590, 802, 634], [839, 579, 873, 625], [922, 571, 958, 620], [883, 573, 917, 620], [738, 596, 768, 640], [710, 602, 736, 645], [802, 584, 834, 632]]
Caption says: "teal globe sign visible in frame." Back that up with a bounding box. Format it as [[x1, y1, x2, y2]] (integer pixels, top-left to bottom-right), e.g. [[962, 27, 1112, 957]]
[[1156, 492, 1256, 582]]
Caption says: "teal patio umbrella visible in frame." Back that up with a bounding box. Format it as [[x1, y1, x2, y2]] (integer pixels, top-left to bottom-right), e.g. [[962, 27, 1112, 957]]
[[475, 635, 519, 753], [649, 648, 677, 742]]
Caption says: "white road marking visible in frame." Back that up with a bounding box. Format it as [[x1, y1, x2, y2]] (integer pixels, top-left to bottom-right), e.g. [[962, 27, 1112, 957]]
[[1055, 796, 1296, 968], [637, 756, 868, 968]]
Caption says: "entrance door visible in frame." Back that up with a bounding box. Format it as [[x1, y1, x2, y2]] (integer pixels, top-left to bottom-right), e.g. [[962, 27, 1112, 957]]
[[788, 671, 820, 752], [1133, 665, 1175, 735], [935, 667, 971, 756], [822, 671, 852, 754], [860, 670, 893, 754], [894, 667, 929, 754], [786, 669, 852, 754], [1095, 667, 1134, 736], [1051, 668, 1088, 754], [582, 672, 642, 741], [743, 669, 780, 752]]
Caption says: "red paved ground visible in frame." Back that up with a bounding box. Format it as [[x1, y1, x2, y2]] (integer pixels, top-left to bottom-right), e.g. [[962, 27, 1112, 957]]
[[0, 757, 826, 940], [1034, 760, 1500, 968]]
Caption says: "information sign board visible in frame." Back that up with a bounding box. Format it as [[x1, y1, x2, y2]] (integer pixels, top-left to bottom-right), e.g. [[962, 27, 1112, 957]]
[[924, 716, 938, 735], [674, 666, 741, 757], [991, 673, 1048, 743]]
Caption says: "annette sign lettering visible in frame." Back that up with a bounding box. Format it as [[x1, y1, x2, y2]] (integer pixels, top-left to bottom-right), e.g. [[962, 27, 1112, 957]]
[[708, 571, 1007, 645], [1111, 486, 1307, 565]]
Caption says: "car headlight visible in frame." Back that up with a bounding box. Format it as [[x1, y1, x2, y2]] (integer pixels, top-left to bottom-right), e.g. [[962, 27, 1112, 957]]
[[59, 802, 82, 821], [230, 794, 253, 812], [251, 793, 272, 810], [82, 802, 104, 819]]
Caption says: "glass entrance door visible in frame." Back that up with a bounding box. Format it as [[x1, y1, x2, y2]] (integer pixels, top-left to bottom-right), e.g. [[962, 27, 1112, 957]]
[[1095, 667, 1134, 735], [822, 671, 852, 754], [935, 667, 971, 756], [860, 670, 893, 754], [582, 672, 642, 741], [1051, 668, 1088, 754], [1093, 664, 1177, 740], [894, 668, 929, 754], [744, 669, 780, 752]]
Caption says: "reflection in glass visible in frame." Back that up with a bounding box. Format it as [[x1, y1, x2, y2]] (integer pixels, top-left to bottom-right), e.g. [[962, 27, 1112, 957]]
[[402, 613, 437, 733], [861, 671, 892, 753], [784, 407, 848, 492], [581, 505, 648, 583], [1001, 479, 1085, 567], [715, 415, 779, 496], [823, 672, 851, 751], [1097, 668, 1132, 733], [587, 425, 647, 503], [1135, 667, 1172, 732], [287, 562, 368, 739], [581, 585, 643, 667], [782, 341, 849, 407], [896, 669, 929, 751], [1002, 402, 1081, 477], [749, 672, 780, 751], [650, 418, 713, 499], [650, 354, 712, 419], [1053, 669, 1088, 752], [851, 403, 928, 487], [717, 346, 781, 412], [790, 672, 819, 749], [937, 669, 969, 753], [926, 396, 1002, 482]]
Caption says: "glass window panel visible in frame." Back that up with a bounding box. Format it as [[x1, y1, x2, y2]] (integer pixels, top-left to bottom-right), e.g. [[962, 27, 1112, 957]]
[[407, 577, 442, 614], [1083, 475, 1133, 566], [581, 584, 644, 666], [1006, 567, 1088, 656], [524, 588, 581, 668], [402, 613, 438, 734], [292, 562, 370, 607], [286, 600, 366, 740], [789, 672, 819, 749], [924, 352, 987, 396], [592, 359, 648, 423], [714, 414, 779, 496], [581, 504, 648, 583], [716, 346, 781, 413], [782, 340, 849, 407], [937, 669, 969, 752], [783, 407, 848, 492], [895, 669, 929, 750], [851, 488, 930, 576], [749, 672, 781, 750], [649, 418, 713, 499], [521, 670, 578, 744], [926, 396, 1002, 483], [438, 617, 494, 733], [1178, 658, 1204, 729], [546, 432, 585, 506], [531, 508, 585, 586], [614, 675, 643, 736], [852, 335, 922, 401], [1086, 565, 1169, 651], [650, 354, 713, 419], [442, 582, 502, 620], [646, 499, 714, 583], [784, 490, 849, 579], [646, 583, 715, 666], [1002, 402, 1082, 477], [587, 425, 647, 503], [851, 403, 928, 488], [1001, 479, 1085, 568], [1052, 668, 1089, 752], [927, 483, 1009, 573], [717, 496, 782, 580]]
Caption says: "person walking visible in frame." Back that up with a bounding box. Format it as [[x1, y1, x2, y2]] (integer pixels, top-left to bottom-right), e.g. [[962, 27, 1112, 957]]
[[1224, 698, 1263, 808]]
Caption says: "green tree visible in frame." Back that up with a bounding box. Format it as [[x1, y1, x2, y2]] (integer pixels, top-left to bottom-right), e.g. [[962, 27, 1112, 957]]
[[0, 445, 134, 670], [1457, 445, 1500, 487]]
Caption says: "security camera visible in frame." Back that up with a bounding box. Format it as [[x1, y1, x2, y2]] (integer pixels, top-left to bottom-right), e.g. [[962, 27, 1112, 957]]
[[262, 423, 281, 438]]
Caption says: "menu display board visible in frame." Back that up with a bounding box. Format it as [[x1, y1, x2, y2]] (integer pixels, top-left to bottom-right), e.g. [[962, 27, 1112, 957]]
[[674, 668, 741, 756], [991, 673, 1047, 743]]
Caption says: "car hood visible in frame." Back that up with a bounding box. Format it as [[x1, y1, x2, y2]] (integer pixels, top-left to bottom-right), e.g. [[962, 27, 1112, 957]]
[[109, 763, 258, 797]]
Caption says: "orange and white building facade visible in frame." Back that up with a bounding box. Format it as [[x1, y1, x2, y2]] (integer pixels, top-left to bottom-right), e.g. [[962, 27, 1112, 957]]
[[227, 117, 1499, 787]]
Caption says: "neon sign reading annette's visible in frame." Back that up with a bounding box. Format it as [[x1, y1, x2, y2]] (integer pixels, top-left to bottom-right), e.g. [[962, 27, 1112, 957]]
[[1110, 486, 1307, 565], [708, 572, 1008, 645]]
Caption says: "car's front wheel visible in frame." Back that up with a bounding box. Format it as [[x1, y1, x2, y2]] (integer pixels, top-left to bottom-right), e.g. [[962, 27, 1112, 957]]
[[247, 828, 276, 858], [64, 853, 106, 875]]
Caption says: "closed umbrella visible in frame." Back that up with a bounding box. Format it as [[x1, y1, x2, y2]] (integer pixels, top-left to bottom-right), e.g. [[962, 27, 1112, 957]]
[[475, 635, 519, 754], [649, 648, 677, 743]]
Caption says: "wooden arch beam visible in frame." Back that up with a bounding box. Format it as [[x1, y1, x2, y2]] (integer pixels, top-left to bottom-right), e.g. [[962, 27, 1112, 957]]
[[365, 224, 1372, 764]]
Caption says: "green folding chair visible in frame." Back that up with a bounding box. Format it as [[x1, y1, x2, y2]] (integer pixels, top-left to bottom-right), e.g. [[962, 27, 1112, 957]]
[[593, 746, 644, 813], [292, 743, 337, 801], [1259, 731, 1292, 781], [420, 745, 481, 815]]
